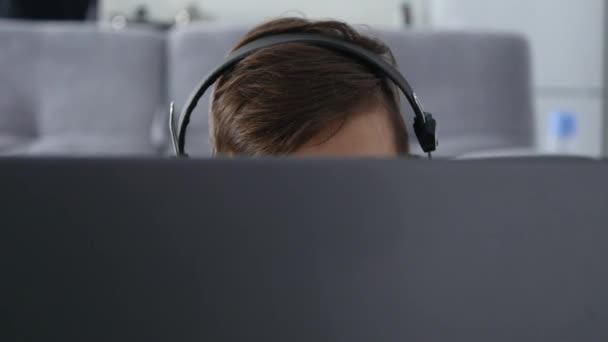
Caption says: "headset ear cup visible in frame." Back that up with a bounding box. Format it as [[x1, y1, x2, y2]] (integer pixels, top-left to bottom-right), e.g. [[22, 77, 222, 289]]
[[413, 112, 438, 153]]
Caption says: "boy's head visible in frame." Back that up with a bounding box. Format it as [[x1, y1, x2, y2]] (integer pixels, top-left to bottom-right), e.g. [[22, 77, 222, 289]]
[[209, 18, 409, 157]]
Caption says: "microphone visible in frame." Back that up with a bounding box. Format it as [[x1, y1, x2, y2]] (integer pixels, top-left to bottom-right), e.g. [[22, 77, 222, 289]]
[[168, 102, 180, 156]]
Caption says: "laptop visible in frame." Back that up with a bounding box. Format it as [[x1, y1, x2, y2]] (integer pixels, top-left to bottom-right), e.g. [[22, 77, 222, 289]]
[[2, 157, 607, 341]]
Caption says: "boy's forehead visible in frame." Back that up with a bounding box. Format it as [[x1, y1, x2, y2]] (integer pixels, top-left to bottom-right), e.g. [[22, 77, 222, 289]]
[[294, 106, 397, 157]]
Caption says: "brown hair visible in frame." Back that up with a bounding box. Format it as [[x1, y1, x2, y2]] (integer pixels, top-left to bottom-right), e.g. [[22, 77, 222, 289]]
[[210, 17, 409, 156]]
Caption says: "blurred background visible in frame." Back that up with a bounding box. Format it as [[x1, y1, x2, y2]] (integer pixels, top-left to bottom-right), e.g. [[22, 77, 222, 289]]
[[0, 0, 605, 158]]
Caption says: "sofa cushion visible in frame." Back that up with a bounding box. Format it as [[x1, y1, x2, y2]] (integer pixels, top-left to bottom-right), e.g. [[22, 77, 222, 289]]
[[0, 20, 167, 156], [166, 24, 246, 157], [377, 30, 533, 156], [0, 22, 39, 144]]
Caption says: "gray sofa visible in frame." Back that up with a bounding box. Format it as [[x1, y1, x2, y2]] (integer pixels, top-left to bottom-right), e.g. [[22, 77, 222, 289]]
[[0, 20, 533, 157]]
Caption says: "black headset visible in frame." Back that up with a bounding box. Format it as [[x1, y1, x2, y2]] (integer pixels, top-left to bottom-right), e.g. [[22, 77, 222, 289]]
[[169, 33, 438, 159]]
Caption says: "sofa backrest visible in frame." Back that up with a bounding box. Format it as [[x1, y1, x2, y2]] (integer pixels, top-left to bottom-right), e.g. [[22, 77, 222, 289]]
[[0, 21, 533, 157], [0, 20, 166, 155]]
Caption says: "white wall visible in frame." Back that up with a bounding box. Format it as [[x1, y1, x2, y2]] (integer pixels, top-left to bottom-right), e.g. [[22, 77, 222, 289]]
[[430, 0, 604, 89], [430, 0, 605, 157], [101, 0, 410, 28]]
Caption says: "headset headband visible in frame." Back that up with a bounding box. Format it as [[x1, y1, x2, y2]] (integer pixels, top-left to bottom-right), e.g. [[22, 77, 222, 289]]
[[170, 33, 437, 158]]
